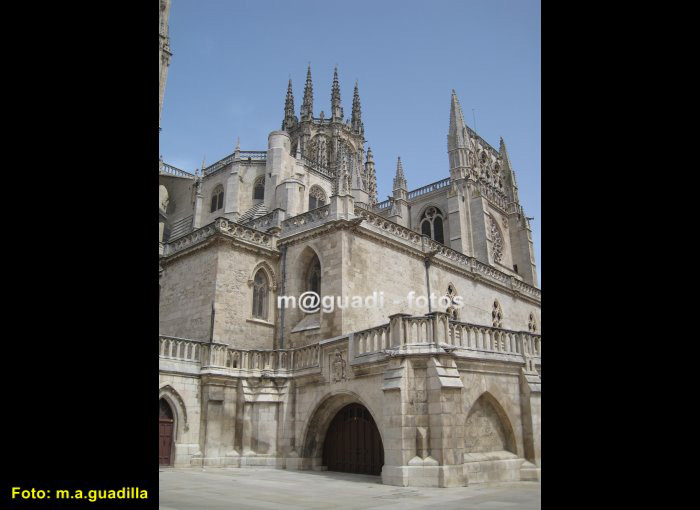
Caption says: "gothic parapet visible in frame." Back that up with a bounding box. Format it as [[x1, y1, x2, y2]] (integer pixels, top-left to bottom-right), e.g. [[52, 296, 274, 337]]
[[353, 207, 541, 303], [160, 312, 541, 377], [162, 218, 279, 259]]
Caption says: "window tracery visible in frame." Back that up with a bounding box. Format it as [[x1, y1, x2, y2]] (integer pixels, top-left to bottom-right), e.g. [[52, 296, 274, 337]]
[[420, 206, 445, 244], [253, 177, 265, 200], [252, 269, 268, 320], [308, 185, 327, 210]]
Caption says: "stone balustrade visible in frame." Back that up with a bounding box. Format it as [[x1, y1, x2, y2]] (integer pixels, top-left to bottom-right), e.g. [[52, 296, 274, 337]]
[[158, 336, 321, 374], [407, 177, 451, 200], [240, 209, 284, 232], [351, 313, 541, 365], [280, 205, 331, 234], [159, 336, 203, 361], [160, 161, 194, 178], [160, 313, 540, 377], [163, 218, 277, 257], [354, 323, 390, 356]]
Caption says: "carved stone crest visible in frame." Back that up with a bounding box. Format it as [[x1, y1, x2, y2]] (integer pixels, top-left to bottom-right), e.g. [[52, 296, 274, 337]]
[[330, 349, 346, 383]]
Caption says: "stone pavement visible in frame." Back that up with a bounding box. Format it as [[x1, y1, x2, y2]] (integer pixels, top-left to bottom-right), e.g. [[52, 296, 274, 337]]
[[159, 467, 541, 510]]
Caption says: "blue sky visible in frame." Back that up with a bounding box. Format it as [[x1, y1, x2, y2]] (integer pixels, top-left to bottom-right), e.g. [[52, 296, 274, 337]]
[[160, 0, 541, 281]]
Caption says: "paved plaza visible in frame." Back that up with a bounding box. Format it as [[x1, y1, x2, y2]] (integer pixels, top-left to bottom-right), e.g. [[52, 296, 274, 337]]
[[159, 468, 541, 510]]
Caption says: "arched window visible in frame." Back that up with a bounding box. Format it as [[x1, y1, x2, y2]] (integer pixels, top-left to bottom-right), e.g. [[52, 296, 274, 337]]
[[252, 269, 268, 320], [419, 206, 445, 244], [308, 185, 327, 210], [528, 313, 537, 333], [253, 177, 265, 200], [306, 254, 321, 296], [210, 185, 224, 213], [492, 300, 503, 328]]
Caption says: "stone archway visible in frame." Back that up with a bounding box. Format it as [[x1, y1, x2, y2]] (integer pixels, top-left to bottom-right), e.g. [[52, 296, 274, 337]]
[[322, 403, 384, 475], [300, 392, 385, 475], [464, 392, 517, 454], [159, 398, 175, 465]]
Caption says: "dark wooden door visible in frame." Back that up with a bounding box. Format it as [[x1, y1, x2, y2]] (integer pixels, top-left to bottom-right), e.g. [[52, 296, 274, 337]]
[[322, 403, 384, 476], [159, 399, 174, 466]]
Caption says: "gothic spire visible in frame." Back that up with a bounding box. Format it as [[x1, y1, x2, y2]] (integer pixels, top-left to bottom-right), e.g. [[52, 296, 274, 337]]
[[283, 78, 296, 130], [301, 64, 313, 120], [393, 156, 407, 191], [499, 136, 519, 192], [331, 66, 342, 120], [448, 89, 468, 150], [365, 147, 378, 205], [351, 80, 362, 132]]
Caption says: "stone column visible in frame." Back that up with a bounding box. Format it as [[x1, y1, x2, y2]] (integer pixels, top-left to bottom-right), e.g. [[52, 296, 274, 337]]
[[425, 356, 466, 487], [198, 375, 238, 466], [447, 179, 472, 255], [519, 360, 541, 481], [224, 162, 241, 221]]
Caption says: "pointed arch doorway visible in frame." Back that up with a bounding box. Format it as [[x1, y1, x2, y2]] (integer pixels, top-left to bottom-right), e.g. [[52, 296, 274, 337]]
[[159, 399, 174, 466], [322, 403, 384, 476]]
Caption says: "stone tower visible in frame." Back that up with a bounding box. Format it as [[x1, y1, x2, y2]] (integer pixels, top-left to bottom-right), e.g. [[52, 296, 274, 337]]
[[281, 66, 375, 203], [159, 0, 172, 128]]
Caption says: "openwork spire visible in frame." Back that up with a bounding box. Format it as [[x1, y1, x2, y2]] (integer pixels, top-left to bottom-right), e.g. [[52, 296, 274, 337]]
[[393, 156, 407, 191], [301, 64, 313, 120], [448, 89, 468, 150], [365, 147, 378, 205], [351, 80, 362, 131], [283, 78, 296, 130], [331, 66, 342, 120]]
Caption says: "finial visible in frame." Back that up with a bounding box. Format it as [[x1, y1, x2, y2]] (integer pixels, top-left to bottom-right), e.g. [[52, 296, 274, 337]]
[[236, 137, 240, 151]]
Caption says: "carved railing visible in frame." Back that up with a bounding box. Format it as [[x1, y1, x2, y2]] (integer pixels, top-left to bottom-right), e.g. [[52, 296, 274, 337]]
[[354, 207, 424, 247], [421, 237, 541, 300], [351, 314, 541, 363], [164, 218, 277, 257], [375, 199, 391, 210], [291, 343, 321, 370], [354, 323, 390, 356], [160, 162, 194, 178], [239, 150, 267, 161], [281, 205, 331, 234], [158, 336, 321, 373], [407, 177, 451, 200], [240, 209, 284, 232], [159, 336, 204, 362], [202, 151, 267, 176]]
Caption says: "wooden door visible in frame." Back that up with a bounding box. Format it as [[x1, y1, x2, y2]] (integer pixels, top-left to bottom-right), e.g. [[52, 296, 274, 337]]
[[322, 403, 384, 476], [159, 399, 174, 466]]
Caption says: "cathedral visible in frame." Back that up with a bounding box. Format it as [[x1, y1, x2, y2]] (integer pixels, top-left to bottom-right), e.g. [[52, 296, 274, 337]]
[[158, 5, 540, 485]]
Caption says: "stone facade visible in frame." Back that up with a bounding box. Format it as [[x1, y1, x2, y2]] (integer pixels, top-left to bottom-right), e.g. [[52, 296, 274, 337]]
[[159, 67, 541, 487]]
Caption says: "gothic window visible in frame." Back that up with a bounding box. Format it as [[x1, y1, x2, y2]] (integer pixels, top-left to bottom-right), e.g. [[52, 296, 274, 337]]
[[528, 313, 537, 333], [253, 177, 265, 200], [210, 185, 224, 213], [308, 185, 327, 210], [446, 285, 459, 320], [420, 206, 445, 244], [252, 269, 268, 320], [490, 218, 503, 263], [492, 300, 503, 328], [306, 254, 321, 296]]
